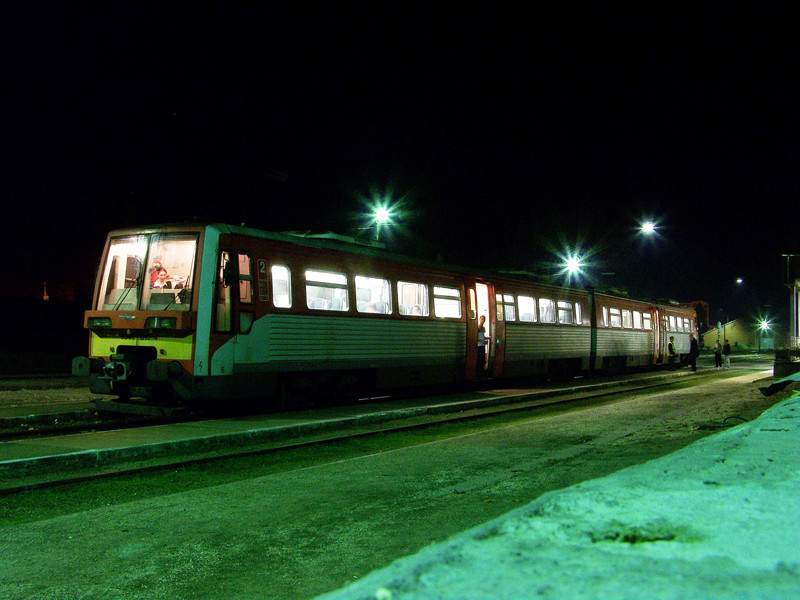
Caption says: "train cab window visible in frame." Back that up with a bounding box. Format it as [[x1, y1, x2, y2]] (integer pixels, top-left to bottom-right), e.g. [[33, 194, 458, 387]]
[[669, 315, 677, 331], [643, 313, 652, 331], [433, 286, 462, 319], [557, 301, 574, 325], [398, 281, 430, 316], [575, 302, 582, 325], [684, 318, 691, 332], [539, 298, 556, 323], [622, 309, 633, 329], [633, 310, 643, 329], [271, 265, 292, 308], [355, 276, 392, 314], [237, 253, 254, 304], [609, 307, 622, 328], [518, 295, 537, 322], [306, 270, 349, 311], [500, 294, 516, 321], [99, 233, 196, 312], [602, 306, 609, 327]]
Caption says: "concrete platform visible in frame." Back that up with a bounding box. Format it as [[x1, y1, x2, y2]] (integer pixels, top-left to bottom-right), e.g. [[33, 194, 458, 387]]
[[313, 380, 800, 600], [0, 369, 701, 491]]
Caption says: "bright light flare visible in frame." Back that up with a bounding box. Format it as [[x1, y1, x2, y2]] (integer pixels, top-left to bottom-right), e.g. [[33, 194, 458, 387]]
[[640, 221, 656, 235], [758, 319, 771, 331], [565, 256, 582, 273], [374, 206, 392, 224]]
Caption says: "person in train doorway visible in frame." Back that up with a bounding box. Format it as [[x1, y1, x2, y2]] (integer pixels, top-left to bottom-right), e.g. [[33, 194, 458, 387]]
[[689, 334, 700, 372], [477, 314, 488, 379], [714, 340, 723, 368], [667, 336, 677, 369], [723, 339, 731, 368]]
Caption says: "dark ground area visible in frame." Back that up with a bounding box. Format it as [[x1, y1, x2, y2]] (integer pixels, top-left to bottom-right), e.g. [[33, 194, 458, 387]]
[[0, 298, 87, 376]]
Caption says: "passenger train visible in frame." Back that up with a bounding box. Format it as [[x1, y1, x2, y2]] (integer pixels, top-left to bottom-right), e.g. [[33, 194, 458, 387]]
[[72, 223, 697, 410]]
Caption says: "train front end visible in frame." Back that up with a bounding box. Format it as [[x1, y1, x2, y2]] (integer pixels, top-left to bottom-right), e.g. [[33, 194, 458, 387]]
[[72, 225, 205, 405]]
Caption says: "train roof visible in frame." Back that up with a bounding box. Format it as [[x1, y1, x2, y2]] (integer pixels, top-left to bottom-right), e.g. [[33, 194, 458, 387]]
[[107, 222, 696, 313]]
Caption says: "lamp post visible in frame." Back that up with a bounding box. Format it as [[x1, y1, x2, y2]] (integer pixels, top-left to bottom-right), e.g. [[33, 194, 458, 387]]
[[372, 205, 393, 241], [758, 319, 771, 353]]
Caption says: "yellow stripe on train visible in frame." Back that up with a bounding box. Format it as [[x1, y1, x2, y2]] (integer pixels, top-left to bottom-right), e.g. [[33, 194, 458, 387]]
[[90, 332, 194, 361]]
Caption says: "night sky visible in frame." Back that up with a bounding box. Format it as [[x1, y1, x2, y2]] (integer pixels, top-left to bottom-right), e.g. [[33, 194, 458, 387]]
[[6, 3, 799, 330]]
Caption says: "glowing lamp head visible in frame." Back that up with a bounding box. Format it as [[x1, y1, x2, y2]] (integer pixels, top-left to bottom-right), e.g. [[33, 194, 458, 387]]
[[565, 257, 582, 273], [374, 207, 392, 224], [641, 221, 656, 235]]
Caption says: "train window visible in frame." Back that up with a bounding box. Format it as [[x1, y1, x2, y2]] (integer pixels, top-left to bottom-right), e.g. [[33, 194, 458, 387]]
[[356, 276, 392, 314], [518, 295, 536, 322], [98, 235, 147, 310], [684, 318, 691, 332], [633, 310, 643, 329], [433, 286, 462, 319], [539, 298, 556, 323], [143, 234, 196, 311], [643, 313, 652, 330], [306, 270, 349, 311], [557, 301, 574, 325], [495, 294, 504, 322], [238, 253, 254, 304], [468, 289, 477, 319], [575, 302, 582, 325], [100, 233, 197, 312], [669, 315, 677, 331], [398, 281, 430, 316], [501, 294, 516, 321], [271, 265, 292, 308], [622, 309, 633, 329], [602, 306, 609, 327], [609, 307, 622, 328]]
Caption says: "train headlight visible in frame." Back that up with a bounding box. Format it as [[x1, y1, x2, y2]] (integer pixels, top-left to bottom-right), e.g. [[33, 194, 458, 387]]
[[144, 317, 177, 330], [88, 317, 112, 328]]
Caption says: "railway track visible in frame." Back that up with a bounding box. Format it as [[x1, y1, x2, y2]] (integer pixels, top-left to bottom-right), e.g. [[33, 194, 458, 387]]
[[0, 366, 749, 493]]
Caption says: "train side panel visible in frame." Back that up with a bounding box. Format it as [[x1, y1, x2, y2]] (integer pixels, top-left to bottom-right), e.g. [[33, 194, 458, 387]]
[[504, 323, 591, 377], [222, 315, 465, 392]]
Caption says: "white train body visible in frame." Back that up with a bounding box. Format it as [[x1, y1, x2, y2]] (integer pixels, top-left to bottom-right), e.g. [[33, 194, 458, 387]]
[[72, 223, 697, 406]]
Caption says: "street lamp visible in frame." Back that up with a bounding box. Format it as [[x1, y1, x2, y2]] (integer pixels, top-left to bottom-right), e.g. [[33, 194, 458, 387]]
[[565, 256, 582, 274], [370, 203, 394, 240], [640, 221, 656, 235], [758, 319, 771, 353]]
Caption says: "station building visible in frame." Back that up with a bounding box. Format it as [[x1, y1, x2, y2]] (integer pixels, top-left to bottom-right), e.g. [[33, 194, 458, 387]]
[[701, 319, 776, 351]]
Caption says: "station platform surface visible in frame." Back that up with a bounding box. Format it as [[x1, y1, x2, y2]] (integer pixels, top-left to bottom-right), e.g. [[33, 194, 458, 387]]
[[0, 368, 703, 491], [314, 374, 800, 600]]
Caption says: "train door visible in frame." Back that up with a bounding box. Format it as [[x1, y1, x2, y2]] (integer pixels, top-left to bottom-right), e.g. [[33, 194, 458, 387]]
[[465, 279, 505, 380], [210, 249, 256, 375], [653, 308, 668, 364]]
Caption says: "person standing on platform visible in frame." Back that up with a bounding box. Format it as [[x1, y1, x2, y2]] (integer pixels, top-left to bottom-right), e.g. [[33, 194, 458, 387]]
[[667, 336, 677, 369], [689, 334, 700, 372]]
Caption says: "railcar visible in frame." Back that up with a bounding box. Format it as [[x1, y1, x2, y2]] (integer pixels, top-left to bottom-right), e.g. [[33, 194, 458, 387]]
[[72, 223, 697, 410]]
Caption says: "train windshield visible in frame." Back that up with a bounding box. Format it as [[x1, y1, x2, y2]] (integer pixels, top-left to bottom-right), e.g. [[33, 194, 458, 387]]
[[96, 233, 198, 311]]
